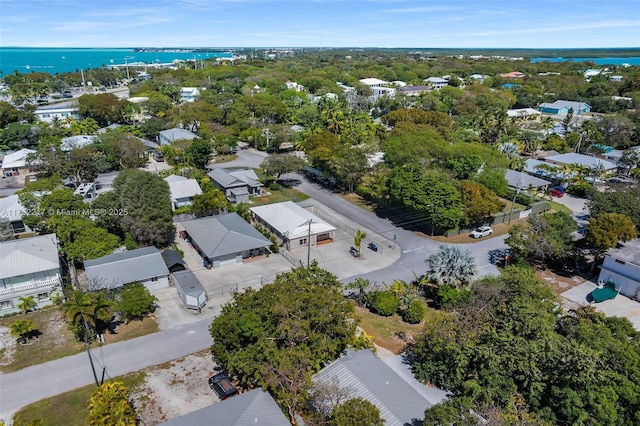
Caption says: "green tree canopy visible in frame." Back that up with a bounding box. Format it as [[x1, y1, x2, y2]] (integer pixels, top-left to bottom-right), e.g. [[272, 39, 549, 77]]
[[330, 398, 384, 426], [209, 262, 356, 422], [86, 381, 136, 425], [116, 282, 158, 322], [111, 169, 174, 246], [505, 212, 577, 267], [260, 153, 306, 180]]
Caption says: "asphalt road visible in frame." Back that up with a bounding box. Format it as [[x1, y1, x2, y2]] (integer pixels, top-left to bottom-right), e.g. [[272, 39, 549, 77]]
[[0, 319, 212, 419], [0, 150, 507, 420]]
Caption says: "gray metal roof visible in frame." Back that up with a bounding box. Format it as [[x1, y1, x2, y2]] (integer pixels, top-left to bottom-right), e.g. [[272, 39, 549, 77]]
[[606, 239, 640, 267], [161, 249, 186, 269], [159, 388, 289, 426], [159, 128, 197, 142], [545, 153, 617, 170], [84, 247, 169, 289], [0, 234, 59, 280], [180, 213, 271, 259], [208, 168, 246, 189], [172, 270, 205, 298], [314, 349, 434, 426], [505, 169, 551, 189]]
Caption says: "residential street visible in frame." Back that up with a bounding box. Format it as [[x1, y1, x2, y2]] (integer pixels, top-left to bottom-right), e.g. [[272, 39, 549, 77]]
[[0, 150, 508, 420]]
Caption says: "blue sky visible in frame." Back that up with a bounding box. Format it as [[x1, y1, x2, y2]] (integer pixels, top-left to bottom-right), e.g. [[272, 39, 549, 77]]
[[2, 0, 639, 48]]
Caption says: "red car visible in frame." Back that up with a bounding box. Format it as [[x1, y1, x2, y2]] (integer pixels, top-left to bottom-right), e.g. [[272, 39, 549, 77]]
[[550, 188, 565, 198]]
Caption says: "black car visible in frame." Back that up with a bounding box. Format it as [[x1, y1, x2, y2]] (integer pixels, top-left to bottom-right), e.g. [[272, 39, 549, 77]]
[[208, 373, 238, 400]]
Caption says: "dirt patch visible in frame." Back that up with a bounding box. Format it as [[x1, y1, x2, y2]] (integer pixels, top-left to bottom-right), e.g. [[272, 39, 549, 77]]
[[130, 351, 218, 425], [536, 269, 586, 296]]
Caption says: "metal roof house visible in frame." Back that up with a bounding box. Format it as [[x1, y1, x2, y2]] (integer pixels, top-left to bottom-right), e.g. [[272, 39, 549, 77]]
[[163, 175, 203, 210], [0, 234, 62, 314], [314, 349, 445, 426], [171, 270, 207, 311], [159, 388, 289, 426], [207, 168, 263, 204], [544, 153, 617, 171], [180, 212, 272, 268], [505, 169, 551, 191], [424, 77, 449, 89], [250, 201, 335, 249], [538, 100, 591, 115], [84, 247, 170, 291], [597, 239, 640, 299], [1, 148, 36, 176], [158, 128, 198, 146]]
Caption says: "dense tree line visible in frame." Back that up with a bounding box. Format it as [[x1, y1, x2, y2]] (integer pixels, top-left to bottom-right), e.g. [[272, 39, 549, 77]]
[[412, 266, 640, 425]]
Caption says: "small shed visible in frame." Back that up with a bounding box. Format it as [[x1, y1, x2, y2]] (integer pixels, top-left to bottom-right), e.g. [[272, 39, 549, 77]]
[[161, 249, 187, 273], [172, 270, 207, 311]]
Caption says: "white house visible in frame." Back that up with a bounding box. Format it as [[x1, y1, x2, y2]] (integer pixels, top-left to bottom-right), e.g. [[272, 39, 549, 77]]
[[1, 148, 36, 177], [597, 239, 640, 299], [0, 234, 62, 314], [180, 87, 201, 103], [424, 77, 449, 89], [164, 175, 203, 210], [285, 81, 304, 92], [60, 135, 97, 151], [250, 201, 335, 248], [34, 106, 80, 124]]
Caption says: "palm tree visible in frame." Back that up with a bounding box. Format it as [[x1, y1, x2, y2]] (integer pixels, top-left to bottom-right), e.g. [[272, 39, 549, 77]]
[[61, 290, 112, 339], [425, 245, 477, 287], [10, 319, 38, 344], [353, 229, 367, 256], [17, 295, 37, 314]]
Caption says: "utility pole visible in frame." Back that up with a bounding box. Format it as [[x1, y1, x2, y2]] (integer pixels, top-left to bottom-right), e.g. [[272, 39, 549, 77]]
[[307, 220, 312, 267], [508, 178, 522, 226]]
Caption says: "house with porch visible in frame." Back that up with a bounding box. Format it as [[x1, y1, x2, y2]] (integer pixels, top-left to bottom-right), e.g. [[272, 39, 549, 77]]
[[207, 168, 263, 204], [424, 77, 449, 89], [250, 201, 335, 249], [0, 234, 62, 314]]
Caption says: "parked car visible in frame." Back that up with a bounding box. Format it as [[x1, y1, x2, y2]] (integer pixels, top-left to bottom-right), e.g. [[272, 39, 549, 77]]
[[28, 175, 37, 182], [550, 187, 565, 197], [152, 151, 165, 162], [608, 176, 636, 184], [208, 373, 238, 400], [470, 226, 493, 239]]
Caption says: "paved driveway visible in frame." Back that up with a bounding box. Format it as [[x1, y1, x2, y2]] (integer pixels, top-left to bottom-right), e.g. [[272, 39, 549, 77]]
[[561, 281, 640, 330]]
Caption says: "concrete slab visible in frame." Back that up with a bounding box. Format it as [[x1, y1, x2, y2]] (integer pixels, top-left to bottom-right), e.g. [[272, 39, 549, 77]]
[[153, 200, 400, 330], [560, 281, 640, 330]]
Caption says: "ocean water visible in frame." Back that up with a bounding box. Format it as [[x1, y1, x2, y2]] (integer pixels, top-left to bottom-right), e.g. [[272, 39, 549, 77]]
[[0, 48, 233, 76], [531, 57, 640, 66]]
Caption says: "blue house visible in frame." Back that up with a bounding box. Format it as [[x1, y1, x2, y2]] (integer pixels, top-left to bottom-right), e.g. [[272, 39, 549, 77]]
[[538, 100, 591, 116]]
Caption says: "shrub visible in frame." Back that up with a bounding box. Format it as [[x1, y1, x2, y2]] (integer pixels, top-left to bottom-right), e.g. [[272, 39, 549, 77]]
[[435, 285, 472, 309], [269, 182, 280, 191], [367, 291, 400, 316], [402, 299, 426, 324]]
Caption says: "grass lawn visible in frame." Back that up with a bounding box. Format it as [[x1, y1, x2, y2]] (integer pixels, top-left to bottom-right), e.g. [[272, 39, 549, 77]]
[[546, 200, 572, 214], [355, 306, 425, 354], [341, 193, 375, 213], [11, 371, 147, 426], [0, 309, 159, 373], [251, 187, 309, 206]]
